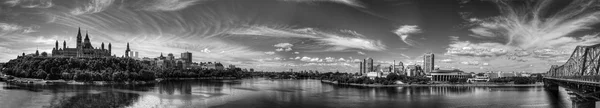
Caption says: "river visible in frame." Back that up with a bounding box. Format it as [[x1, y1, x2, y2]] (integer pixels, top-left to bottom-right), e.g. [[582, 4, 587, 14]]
[[0, 78, 581, 108]]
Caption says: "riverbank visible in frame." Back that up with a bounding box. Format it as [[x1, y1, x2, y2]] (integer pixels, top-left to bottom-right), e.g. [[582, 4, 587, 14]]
[[162, 77, 239, 80], [0, 73, 246, 85], [320, 80, 544, 87], [0, 73, 160, 85]]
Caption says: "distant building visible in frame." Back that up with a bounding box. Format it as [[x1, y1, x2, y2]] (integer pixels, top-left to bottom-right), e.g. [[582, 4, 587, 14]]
[[423, 52, 434, 74], [405, 65, 424, 77], [52, 28, 112, 57], [362, 59, 367, 74], [181, 52, 192, 69], [228, 64, 236, 69], [202, 62, 224, 70], [395, 61, 404, 74], [366, 58, 373, 72], [366, 72, 382, 79], [359, 62, 363, 75], [429, 69, 470, 82]]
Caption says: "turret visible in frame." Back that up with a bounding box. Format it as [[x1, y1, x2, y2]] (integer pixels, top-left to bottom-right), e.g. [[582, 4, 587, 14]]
[[83, 31, 92, 49], [63, 40, 66, 49], [108, 43, 111, 55], [101, 42, 104, 50], [55, 40, 58, 49], [76, 27, 82, 49], [125, 42, 130, 57]]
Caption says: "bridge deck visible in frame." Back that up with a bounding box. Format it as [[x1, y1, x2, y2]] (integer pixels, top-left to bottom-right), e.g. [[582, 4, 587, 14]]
[[544, 77, 600, 85]]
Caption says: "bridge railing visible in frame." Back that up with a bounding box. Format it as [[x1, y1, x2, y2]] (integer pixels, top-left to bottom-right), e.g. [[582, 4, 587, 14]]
[[548, 44, 600, 81]]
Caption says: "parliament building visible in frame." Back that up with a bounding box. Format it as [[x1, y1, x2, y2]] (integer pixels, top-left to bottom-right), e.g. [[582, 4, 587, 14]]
[[51, 28, 113, 57]]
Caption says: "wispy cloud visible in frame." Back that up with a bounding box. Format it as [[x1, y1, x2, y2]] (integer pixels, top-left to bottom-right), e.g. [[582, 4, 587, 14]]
[[228, 26, 386, 52], [4, 0, 53, 8], [393, 25, 422, 47], [131, 0, 204, 11], [280, 0, 365, 8], [445, 0, 600, 72], [465, 0, 600, 49], [71, 0, 115, 15]]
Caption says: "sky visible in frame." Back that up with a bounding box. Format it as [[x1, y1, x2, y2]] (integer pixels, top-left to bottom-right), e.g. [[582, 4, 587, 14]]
[[1, 0, 600, 73]]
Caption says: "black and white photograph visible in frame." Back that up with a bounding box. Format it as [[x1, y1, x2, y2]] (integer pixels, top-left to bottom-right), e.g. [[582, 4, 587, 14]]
[[0, 0, 599, 108]]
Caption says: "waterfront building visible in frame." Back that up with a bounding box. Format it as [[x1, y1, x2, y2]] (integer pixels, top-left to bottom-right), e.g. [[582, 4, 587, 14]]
[[405, 65, 424, 76], [366, 72, 382, 79], [52, 28, 112, 57], [423, 52, 434, 74], [362, 59, 367, 74], [181, 52, 192, 68], [367, 58, 374, 72], [429, 69, 471, 82], [359, 62, 363, 75]]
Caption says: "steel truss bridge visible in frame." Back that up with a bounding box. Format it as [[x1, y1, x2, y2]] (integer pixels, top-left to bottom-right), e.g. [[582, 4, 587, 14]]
[[546, 44, 600, 108]]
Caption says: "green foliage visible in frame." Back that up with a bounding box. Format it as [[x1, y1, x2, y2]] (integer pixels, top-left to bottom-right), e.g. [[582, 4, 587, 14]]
[[513, 77, 536, 84], [489, 77, 537, 84], [2, 57, 154, 81], [318, 72, 431, 85]]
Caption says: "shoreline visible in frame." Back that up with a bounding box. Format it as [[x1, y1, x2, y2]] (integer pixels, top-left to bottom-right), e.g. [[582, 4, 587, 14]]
[[320, 80, 544, 87], [0, 73, 243, 86]]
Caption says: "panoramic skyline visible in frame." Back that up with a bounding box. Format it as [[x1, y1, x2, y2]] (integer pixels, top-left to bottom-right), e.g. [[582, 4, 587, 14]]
[[1, 0, 600, 73]]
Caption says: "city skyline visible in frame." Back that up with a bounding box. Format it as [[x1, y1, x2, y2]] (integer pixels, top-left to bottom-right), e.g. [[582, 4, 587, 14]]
[[1, 0, 600, 72]]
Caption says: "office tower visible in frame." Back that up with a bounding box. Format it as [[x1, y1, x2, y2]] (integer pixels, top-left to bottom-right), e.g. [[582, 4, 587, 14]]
[[367, 58, 373, 72], [424, 52, 434, 74], [363, 59, 367, 73], [359, 62, 363, 74], [181, 52, 192, 68]]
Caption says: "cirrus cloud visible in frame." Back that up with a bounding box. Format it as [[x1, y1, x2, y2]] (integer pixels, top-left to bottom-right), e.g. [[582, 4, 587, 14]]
[[393, 25, 422, 47]]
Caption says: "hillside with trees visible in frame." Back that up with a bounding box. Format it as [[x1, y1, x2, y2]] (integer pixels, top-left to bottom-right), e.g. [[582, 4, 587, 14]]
[[1, 57, 156, 82]]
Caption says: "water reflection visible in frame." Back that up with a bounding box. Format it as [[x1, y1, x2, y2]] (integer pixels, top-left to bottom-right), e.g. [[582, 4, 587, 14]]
[[0, 79, 574, 108], [49, 92, 140, 108]]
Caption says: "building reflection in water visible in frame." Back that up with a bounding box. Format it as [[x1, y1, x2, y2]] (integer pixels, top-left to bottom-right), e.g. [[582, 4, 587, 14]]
[[0, 79, 574, 108]]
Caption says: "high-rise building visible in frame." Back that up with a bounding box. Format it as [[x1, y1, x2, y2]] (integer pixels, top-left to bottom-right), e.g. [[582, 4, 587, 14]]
[[424, 52, 434, 74], [181, 52, 192, 68], [363, 59, 367, 73], [359, 62, 363, 74], [367, 58, 374, 72]]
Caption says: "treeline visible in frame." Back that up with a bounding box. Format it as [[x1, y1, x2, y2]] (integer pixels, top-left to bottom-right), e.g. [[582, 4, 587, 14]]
[[0, 57, 247, 82], [321, 72, 431, 85], [2, 57, 154, 81], [489, 77, 538, 84]]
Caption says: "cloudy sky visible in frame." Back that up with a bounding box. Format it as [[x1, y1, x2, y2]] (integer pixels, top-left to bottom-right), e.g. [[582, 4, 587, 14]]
[[1, 0, 600, 73]]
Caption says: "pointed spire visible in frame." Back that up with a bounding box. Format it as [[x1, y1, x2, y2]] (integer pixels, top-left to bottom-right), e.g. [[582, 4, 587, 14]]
[[63, 40, 66, 49], [77, 27, 81, 37], [84, 30, 89, 40]]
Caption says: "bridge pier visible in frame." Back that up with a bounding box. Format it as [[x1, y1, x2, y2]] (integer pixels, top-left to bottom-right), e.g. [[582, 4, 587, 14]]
[[544, 80, 559, 91], [572, 97, 598, 108]]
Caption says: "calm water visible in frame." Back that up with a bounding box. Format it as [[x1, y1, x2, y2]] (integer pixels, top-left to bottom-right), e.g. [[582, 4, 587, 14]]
[[0, 78, 578, 108]]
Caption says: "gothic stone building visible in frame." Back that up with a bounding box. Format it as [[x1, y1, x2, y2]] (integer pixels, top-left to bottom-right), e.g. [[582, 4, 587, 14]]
[[52, 28, 112, 57]]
